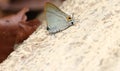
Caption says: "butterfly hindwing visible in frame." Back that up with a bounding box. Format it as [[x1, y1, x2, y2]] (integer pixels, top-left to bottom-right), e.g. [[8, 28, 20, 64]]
[[45, 2, 73, 34]]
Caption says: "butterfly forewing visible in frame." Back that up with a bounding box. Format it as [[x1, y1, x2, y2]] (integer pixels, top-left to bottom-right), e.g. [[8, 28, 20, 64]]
[[45, 2, 72, 34]]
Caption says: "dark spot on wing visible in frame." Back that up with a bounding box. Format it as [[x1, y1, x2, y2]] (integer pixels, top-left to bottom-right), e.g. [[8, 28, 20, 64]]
[[71, 22, 74, 25], [68, 17, 71, 19], [47, 26, 50, 30]]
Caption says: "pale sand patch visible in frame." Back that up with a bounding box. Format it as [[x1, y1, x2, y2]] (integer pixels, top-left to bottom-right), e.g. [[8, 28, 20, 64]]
[[0, 0, 120, 71]]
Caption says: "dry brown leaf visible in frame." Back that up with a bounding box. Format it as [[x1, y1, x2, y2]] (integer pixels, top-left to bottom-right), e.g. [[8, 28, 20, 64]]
[[0, 8, 41, 63]]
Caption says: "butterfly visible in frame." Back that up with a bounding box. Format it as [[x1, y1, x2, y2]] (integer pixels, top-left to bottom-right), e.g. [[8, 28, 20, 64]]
[[44, 2, 74, 34]]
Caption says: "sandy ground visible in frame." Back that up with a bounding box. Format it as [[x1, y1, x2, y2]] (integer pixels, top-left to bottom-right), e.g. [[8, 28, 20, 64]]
[[0, 0, 120, 71]]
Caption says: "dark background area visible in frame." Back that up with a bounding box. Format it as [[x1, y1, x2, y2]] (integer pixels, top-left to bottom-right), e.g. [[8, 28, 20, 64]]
[[0, 0, 65, 63]]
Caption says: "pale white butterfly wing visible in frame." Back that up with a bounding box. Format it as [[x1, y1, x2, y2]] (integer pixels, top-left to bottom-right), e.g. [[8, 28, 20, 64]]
[[46, 10, 70, 33], [45, 2, 73, 34]]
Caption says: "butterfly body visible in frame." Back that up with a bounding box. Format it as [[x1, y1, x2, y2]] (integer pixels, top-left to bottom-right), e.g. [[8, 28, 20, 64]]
[[45, 2, 74, 34]]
